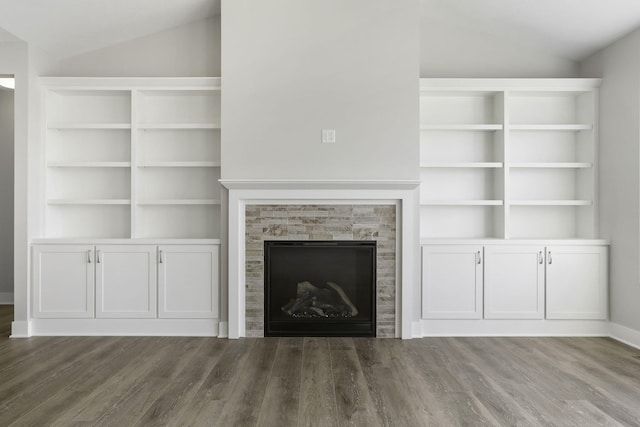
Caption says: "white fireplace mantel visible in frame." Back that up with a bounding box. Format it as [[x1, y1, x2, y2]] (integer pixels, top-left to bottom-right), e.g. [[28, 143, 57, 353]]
[[221, 179, 421, 339]]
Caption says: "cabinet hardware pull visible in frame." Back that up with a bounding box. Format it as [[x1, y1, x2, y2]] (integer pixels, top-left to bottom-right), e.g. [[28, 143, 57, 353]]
[[97, 250, 102, 264], [548, 251, 552, 265], [159, 250, 164, 264], [88, 250, 92, 263], [539, 251, 543, 264], [476, 250, 481, 264]]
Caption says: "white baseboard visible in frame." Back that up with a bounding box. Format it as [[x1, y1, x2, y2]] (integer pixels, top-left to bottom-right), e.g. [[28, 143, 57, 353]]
[[609, 322, 640, 350], [0, 292, 14, 304], [412, 321, 423, 338], [420, 319, 610, 337], [30, 318, 221, 337], [10, 320, 31, 338], [217, 321, 229, 338]]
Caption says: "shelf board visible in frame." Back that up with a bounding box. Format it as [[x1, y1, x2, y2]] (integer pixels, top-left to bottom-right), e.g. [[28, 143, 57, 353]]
[[509, 162, 592, 169], [421, 162, 503, 168], [420, 124, 503, 131], [137, 199, 222, 206], [48, 123, 131, 130], [138, 161, 221, 168], [509, 200, 593, 206], [48, 199, 131, 205], [137, 123, 221, 130], [509, 124, 592, 131], [421, 200, 504, 206], [48, 161, 131, 168]]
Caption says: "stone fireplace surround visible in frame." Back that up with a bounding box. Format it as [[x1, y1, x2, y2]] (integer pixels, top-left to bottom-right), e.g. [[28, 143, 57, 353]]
[[222, 180, 420, 339]]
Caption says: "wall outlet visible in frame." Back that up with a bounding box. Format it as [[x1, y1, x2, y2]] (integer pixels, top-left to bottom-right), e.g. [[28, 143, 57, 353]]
[[321, 129, 336, 143]]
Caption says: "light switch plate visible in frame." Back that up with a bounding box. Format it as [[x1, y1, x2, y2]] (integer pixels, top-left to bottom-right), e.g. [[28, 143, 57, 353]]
[[321, 129, 336, 143]]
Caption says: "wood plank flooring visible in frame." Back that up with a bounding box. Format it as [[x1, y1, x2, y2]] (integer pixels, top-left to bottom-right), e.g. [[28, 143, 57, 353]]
[[1, 305, 640, 426]]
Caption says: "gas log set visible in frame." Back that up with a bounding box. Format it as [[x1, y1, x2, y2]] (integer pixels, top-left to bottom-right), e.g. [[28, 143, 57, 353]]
[[281, 281, 359, 318]]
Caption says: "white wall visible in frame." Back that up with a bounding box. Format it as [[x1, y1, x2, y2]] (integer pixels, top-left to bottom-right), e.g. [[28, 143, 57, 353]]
[[580, 29, 640, 334], [0, 88, 13, 302], [421, 17, 579, 78], [0, 40, 29, 335], [50, 17, 220, 77], [221, 0, 420, 181]]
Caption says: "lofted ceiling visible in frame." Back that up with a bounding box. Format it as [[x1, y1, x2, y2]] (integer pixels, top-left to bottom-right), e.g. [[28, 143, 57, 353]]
[[0, 0, 220, 59], [421, 0, 640, 61], [0, 0, 639, 62]]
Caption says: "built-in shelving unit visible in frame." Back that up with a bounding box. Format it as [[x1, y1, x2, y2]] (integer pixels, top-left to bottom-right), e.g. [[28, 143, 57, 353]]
[[419, 79, 600, 240], [42, 78, 222, 239]]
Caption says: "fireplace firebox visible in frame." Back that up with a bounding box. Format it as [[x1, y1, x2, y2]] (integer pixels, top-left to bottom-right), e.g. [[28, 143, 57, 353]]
[[264, 240, 376, 337]]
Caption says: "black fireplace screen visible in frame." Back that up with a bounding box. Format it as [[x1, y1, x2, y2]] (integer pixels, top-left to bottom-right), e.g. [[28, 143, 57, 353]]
[[264, 240, 376, 337]]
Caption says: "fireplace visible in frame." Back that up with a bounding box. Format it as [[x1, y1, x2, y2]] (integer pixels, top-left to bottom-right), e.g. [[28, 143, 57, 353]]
[[264, 240, 376, 337]]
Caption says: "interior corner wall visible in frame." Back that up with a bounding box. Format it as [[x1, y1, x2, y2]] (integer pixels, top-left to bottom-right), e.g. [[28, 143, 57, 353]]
[[0, 89, 14, 302], [420, 17, 579, 78], [221, 0, 420, 181], [50, 17, 220, 77], [580, 28, 640, 333], [0, 40, 28, 333]]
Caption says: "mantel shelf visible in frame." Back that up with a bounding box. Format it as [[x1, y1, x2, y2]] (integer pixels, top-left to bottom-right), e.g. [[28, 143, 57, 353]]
[[220, 179, 422, 190]]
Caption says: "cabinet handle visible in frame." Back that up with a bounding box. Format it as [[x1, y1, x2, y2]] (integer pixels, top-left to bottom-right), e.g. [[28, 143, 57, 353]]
[[548, 251, 552, 265], [96, 250, 102, 264], [159, 250, 164, 264], [539, 251, 543, 264], [476, 250, 481, 264], [88, 250, 92, 264]]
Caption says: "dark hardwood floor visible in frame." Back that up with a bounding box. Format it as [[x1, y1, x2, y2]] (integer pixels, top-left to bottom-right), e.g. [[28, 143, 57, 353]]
[[1, 305, 640, 426]]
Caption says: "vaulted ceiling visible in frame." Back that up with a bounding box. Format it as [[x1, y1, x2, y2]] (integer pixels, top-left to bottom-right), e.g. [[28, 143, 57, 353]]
[[1, 0, 640, 62]]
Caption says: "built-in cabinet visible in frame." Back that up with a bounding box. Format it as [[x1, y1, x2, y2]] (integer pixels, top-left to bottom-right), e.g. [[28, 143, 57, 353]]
[[32, 78, 222, 336], [421, 243, 608, 322], [33, 244, 219, 321], [420, 79, 608, 335], [43, 78, 222, 239], [484, 245, 545, 319], [419, 79, 599, 239], [422, 245, 483, 319]]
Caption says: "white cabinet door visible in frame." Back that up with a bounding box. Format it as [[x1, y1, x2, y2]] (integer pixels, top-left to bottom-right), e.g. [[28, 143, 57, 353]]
[[484, 245, 545, 319], [422, 245, 483, 319], [32, 245, 95, 318], [546, 246, 608, 320], [158, 245, 219, 318], [95, 245, 157, 318]]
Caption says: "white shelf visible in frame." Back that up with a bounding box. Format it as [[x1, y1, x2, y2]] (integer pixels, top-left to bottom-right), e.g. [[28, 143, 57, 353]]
[[420, 124, 503, 131], [421, 200, 503, 206], [48, 161, 131, 168], [421, 162, 503, 168], [420, 78, 599, 240], [137, 199, 222, 206], [509, 162, 592, 169], [509, 200, 593, 206], [138, 162, 221, 168], [43, 78, 223, 240], [48, 199, 132, 205], [138, 123, 221, 130], [48, 123, 131, 130], [510, 124, 592, 131]]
